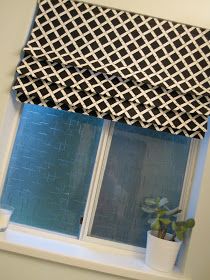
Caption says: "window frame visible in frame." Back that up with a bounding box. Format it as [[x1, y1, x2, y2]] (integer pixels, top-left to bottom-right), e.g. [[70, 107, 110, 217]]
[[0, 100, 200, 253]]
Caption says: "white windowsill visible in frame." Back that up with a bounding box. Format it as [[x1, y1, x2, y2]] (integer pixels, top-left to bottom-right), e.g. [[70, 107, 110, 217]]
[[0, 225, 190, 280]]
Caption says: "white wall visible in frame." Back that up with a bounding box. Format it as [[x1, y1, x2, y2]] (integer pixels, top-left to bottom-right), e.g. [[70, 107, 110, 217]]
[[0, 0, 36, 120], [0, 0, 36, 191], [0, 250, 127, 280], [80, 0, 210, 28], [0, 1, 210, 280]]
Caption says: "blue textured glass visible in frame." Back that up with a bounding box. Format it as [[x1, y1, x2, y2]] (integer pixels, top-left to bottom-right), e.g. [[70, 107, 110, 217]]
[[90, 123, 191, 247], [1, 104, 103, 236]]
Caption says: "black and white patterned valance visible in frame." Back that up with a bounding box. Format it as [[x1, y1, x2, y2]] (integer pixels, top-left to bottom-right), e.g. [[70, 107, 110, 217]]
[[13, 0, 210, 138]]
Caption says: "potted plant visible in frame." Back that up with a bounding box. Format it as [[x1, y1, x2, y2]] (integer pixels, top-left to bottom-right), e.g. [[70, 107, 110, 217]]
[[142, 197, 195, 272]]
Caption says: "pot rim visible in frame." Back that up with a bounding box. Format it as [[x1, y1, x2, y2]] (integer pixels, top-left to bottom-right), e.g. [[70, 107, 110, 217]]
[[148, 230, 182, 244]]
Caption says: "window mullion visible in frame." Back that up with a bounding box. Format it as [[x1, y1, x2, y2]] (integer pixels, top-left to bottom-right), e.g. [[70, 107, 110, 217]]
[[79, 120, 115, 240]]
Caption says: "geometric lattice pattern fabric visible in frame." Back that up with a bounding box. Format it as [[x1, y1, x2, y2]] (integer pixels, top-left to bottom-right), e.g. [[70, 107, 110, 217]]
[[13, 0, 210, 138]]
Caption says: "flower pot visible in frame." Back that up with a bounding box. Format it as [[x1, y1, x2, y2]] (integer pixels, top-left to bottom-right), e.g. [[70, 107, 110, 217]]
[[145, 230, 182, 272], [0, 204, 14, 232]]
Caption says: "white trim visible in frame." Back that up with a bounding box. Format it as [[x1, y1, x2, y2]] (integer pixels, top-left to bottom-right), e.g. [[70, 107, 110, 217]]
[[179, 139, 200, 220], [0, 226, 189, 280], [9, 223, 78, 242], [79, 120, 114, 240], [87, 122, 115, 235], [83, 235, 146, 254], [0, 95, 22, 196]]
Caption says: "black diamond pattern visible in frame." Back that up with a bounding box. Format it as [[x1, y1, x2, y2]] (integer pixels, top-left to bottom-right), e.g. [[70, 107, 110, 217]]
[[13, 0, 210, 139]]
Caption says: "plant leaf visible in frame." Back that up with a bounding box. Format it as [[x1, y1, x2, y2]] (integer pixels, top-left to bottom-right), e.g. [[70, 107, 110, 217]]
[[141, 206, 155, 213], [151, 219, 160, 231], [166, 208, 182, 216], [176, 231, 184, 241], [186, 219, 195, 228], [156, 197, 161, 204], [159, 218, 171, 225], [175, 221, 185, 227], [159, 197, 168, 207], [172, 221, 176, 231], [144, 198, 157, 206], [157, 209, 167, 216]]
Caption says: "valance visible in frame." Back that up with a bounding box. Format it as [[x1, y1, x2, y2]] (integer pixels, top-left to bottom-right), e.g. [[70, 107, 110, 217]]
[[13, 0, 210, 138]]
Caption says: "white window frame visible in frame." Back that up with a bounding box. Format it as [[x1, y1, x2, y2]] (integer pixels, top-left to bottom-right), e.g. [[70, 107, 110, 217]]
[[0, 98, 200, 254]]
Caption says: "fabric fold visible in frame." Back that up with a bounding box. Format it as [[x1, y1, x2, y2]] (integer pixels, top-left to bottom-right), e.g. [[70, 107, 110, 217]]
[[16, 88, 205, 139], [14, 75, 208, 133], [17, 55, 210, 116]]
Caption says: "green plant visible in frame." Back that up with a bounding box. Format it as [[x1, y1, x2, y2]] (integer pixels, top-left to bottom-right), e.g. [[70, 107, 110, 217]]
[[142, 197, 195, 241]]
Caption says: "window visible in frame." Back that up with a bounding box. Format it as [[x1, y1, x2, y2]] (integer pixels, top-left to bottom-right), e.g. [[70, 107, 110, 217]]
[[1, 105, 103, 237], [1, 104, 192, 249]]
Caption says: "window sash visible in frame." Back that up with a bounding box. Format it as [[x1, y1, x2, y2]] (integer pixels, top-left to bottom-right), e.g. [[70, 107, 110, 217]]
[[79, 120, 114, 241]]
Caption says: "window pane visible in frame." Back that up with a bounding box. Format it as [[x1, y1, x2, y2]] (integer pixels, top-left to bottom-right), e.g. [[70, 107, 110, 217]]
[[1, 104, 103, 237], [90, 123, 191, 247]]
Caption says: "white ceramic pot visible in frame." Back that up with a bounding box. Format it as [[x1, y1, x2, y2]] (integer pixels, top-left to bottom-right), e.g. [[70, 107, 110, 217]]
[[145, 230, 182, 272], [0, 205, 14, 232]]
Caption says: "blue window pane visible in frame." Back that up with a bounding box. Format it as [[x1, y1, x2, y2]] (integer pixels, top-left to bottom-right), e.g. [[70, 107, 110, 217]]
[[1, 104, 103, 236], [90, 123, 191, 247]]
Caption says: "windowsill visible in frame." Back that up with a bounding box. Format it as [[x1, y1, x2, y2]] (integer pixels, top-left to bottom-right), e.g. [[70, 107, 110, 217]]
[[0, 225, 190, 280]]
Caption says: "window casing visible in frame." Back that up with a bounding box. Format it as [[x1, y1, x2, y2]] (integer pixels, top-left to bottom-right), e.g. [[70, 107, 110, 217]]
[[0, 103, 198, 252]]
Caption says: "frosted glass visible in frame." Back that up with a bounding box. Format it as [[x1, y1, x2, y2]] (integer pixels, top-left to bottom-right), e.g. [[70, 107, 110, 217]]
[[90, 123, 191, 247], [1, 105, 103, 236]]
